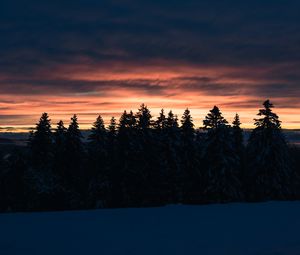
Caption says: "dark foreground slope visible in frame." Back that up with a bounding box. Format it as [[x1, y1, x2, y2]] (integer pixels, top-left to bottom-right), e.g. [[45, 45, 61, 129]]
[[0, 201, 300, 255]]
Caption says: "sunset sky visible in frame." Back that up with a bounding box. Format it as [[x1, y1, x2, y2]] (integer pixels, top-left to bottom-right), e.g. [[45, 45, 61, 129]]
[[0, 1, 300, 131]]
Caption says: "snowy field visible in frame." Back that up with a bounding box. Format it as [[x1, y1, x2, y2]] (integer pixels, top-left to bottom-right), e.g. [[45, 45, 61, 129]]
[[0, 202, 300, 255]]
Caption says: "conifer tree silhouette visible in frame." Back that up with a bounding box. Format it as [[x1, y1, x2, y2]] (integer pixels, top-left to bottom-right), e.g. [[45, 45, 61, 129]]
[[27, 114, 62, 210], [254, 100, 281, 129], [136, 104, 163, 205], [53, 120, 67, 174], [180, 109, 200, 203], [203, 106, 228, 129], [29, 113, 53, 167], [166, 110, 179, 129], [154, 110, 181, 203], [87, 115, 110, 208], [181, 108, 194, 142], [246, 100, 293, 200], [88, 115, 106, 149], [202, 106, 243, 202], [136, 103, 152, 130], [65, 115, 86, 207], [155, 109, 167, 130], [232, 113, 244, 156], [2, 101, 299, 212], [108, 117, 117, 138]]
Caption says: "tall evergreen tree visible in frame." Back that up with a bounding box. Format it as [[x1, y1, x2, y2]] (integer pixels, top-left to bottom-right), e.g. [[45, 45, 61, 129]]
[[202, 106, 243, 202], [67, 115, 83, 152], [155, 109, 167, 130], [27, 114, 64, 210], [65, 115, 85, 207], [246, 100, 293, 200], [232, 114, 244, 188], [88, 115, 106, 147], [203, 106, 228, 129], [166, 110, 179, 129], [51, 120, 68, 209], [29, 113, 53, 167], [87, 115, 109, 208], [181, 108, 194, 142], [162, 110, 182, 203], [254, 100, 281, 129], [135, 104, 162, 205], [54, 120, 67, 154], [136, 103, 152, 130], [180, 109, 201, 203], [119, 110, 136, 130], [153, 109, 170, 202], [108, 117, 117, 138], [111, 110, 138, 206], [232, 113, 244, 156], [53, 120, 67, 174]]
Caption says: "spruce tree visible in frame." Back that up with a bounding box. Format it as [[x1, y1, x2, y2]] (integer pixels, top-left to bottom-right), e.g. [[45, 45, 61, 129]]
[[163, 110, 182, 203], [88, 115, 106, 147], [51, 120, 68, 208], [166, 110, 179, 129], [119, 110, 136, 130], [135, 104, 161, 205], [54, 120, 67, 153], [180, 108, 199, 203], [203, 106, 228, 129], [87, 115, 109, 208], [67, 115, 83, 152], [29, 113, 53, 167], [27, 114, 64, 210], [202, 106, 242, 202], [113, 110, 138, 206], [155, 109, 167, 130], [181, 108, 194, 142], [246, 100, 293, 200], [153, 109, 170, 202], [65, 115, 85, 207], [108, 117, 117, 138], [53, 120, 67, 174], [254, 100, 281, 129], [232, 113, 244, 156], [136, 103, 152, 130]]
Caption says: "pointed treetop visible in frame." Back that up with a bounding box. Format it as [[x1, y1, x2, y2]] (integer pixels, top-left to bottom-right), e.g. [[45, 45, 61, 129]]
[[88, 114, 106, 144], [119, 110, 136, 129], [92, 115, 105, 131], [109, 116, 117, 135], [254, 99, 281, 129], [30, 112, 52, 144], [166, 110, 179, 129], [57, 120, 65, 129], [181, 108, 194, 131], [203, 106, 228, 129], [136, 103, 152, 129], [69, 114, 79, 129], [232, 113, 241, 128], [36, 112, 52, 132], [155, 109, 167, 129], [68, 114, 82, 137], [29, 113, 53, 162], [56, 120, 67, 133]]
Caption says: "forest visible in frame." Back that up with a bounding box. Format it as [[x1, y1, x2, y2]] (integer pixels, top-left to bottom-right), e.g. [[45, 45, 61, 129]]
[[0, 100, 300, 212]]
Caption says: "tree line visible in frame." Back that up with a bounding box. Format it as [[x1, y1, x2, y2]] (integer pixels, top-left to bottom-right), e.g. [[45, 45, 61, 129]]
[[0, 100, 299, 212]]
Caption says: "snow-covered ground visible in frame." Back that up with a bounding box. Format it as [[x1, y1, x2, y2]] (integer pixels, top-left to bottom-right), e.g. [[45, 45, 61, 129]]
[[0, 202, 300, 255]]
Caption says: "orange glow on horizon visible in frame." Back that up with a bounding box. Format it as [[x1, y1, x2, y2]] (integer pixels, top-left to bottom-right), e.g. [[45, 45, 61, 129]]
[[0, 61, 299, 131]]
